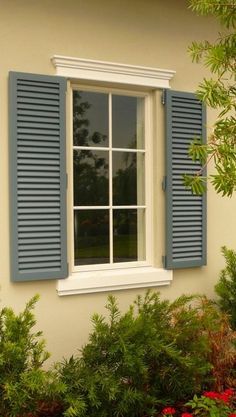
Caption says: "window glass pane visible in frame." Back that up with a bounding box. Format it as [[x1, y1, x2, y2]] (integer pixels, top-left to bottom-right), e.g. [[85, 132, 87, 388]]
[[74, 210, 109, 265], [113, 209, 145, 263], [73, 91, 109, 147], [74, 149, 109, 206], [112, 95, 145, 149], [113, 152, 145, 205]]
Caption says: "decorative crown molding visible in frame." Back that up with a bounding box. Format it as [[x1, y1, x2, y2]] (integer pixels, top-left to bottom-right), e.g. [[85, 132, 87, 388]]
[[52, 55, 175, 89]]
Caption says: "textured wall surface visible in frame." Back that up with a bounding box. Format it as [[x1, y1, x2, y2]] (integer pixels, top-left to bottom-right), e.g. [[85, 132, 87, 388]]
[[0, 0, 236, 363]]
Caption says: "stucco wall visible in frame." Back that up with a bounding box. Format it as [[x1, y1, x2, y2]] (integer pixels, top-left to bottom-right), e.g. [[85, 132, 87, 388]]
[[0, 0, 235, 363]]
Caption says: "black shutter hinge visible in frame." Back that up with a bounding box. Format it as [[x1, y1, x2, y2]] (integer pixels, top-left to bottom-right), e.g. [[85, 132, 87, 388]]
[[162, 255, 167, 268], [162, 176, 167, 191], [162, 89, 166, 105]]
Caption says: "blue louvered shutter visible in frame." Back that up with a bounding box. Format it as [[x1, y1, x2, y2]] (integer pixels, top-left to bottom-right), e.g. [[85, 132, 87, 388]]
[[9, 72, 68, 281], [164, 90, 206, 269]]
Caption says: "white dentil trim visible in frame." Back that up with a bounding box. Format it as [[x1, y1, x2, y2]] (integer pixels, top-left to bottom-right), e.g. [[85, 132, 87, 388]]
[[57, 267, 173, 296], [52, 55, 175, 88]]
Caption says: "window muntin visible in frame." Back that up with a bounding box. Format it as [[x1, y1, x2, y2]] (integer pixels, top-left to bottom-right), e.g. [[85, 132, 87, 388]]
[[72, 88, 149, 270]]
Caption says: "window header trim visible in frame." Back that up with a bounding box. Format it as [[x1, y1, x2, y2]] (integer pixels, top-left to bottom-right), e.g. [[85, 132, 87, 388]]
[[52, 55, 175, 89]]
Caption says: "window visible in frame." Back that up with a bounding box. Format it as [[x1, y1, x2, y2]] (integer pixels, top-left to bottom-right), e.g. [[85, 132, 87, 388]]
[[72, 88, 149, 271], [9, 59, 206, 293]]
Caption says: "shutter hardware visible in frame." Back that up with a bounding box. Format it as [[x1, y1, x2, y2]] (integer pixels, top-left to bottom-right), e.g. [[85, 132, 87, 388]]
[[162, 256, 167, 268], [161, 89, 166, 105], [162, 176, 167, 191]]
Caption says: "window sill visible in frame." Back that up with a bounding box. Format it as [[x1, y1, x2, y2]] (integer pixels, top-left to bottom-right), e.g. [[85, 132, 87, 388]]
[[57, 267, 173, 296]]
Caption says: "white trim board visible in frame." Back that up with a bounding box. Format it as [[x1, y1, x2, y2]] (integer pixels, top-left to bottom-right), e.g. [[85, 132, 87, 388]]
[[57, 267, 173, 296], [52, 55, 175, 89]]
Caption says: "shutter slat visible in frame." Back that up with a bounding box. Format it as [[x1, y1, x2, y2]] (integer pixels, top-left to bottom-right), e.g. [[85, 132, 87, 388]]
[[20, 238, 60, 244], [20, 263, 62, 271], [19, 141, 60, 148], [165, 90, 206, 269], [18, 183, 60, 189], [19, 167, 60, 172], [19, 220, 60, 226], [173, 237, 202, 242], [19, 215, 60, 221], [18, 178, 60, 184], [19, 256, 61, 263], [18, 134, 60, 140], [17, 91, 60, 100], [19, 209, 60, 214], [18, 129, 60, 135], [19, 232, 61, 238], [20, 250, 61, 256], [16, 78, 59, 86], [17, 86, 60, 94], [19, 110, 59, 117], [173, 109, 202, 116], [18, 151, 60, 157], [172, 254, 202, 260], [18, 160, 60, 166], [18, 203, 61, 208], [19, 226, 60, 232], [20, 244, 61, 250], [17, 98, 60, 106], [9, 71, 68, 282], [18, 104, 60, 112]]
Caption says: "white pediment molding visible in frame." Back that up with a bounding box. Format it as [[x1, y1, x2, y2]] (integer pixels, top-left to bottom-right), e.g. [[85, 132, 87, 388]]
[[52, 55, 175, 89]]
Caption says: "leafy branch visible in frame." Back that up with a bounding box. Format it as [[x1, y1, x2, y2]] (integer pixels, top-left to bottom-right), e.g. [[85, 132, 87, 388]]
[[185, 0, 236, 196]]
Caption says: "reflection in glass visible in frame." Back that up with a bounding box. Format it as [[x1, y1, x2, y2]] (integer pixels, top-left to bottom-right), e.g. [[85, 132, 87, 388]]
[[113, 209, 145, 263], [112, 95, 145, 149], [113, 152, 145, 205], [73, 91, 109, 147], [74, 210, 109, 265], [73, 149, 109, 206]]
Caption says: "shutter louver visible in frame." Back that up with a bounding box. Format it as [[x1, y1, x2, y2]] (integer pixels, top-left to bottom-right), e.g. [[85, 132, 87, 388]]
[[165, 90, 206, 269], [9, 72, 67, 281]]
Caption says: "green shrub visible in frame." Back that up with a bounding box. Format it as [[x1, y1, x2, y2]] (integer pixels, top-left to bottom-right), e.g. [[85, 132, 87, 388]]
[[215, 246, 236, 330], [58, 291, 228, 417], [1, 290, 234, 417], [0, 295, 64, 417]]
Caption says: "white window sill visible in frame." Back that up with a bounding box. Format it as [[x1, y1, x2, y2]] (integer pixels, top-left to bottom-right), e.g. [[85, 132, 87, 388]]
[[57, 267, 173, 296]]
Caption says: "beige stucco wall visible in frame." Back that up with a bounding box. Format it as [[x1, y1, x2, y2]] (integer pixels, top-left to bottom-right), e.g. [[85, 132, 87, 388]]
[[0, 0, 235, 363]]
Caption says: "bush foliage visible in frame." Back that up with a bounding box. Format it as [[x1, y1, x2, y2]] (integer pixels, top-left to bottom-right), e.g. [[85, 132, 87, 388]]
[[215, 246, 236, 330], [57, 291, 236, 417], [1, 290, 236, 416], [0, 295, 64, 417]]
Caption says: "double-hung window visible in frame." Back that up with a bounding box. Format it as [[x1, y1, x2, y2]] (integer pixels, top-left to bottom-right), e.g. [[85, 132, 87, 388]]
[[72, 87, 150, 271], [9, 58, 206, 292]]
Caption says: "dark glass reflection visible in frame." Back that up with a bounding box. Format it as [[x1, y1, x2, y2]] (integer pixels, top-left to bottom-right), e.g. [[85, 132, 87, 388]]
[[74, 149, 109, 206], [113, 209, 137, 263], [74, 210, 109, 265], [73, 91, 108, 147], [112, 95, 144, 149], [113, 152, 145, 206]]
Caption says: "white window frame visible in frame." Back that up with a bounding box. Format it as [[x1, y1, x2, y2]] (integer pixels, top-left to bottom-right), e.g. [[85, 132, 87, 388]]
[[53, 56, 174, 295], [72, 85, 151, 272]]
